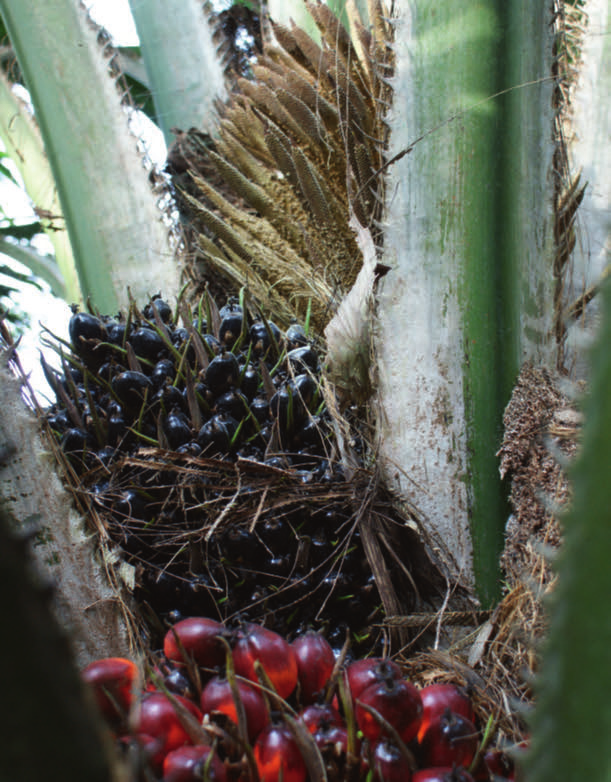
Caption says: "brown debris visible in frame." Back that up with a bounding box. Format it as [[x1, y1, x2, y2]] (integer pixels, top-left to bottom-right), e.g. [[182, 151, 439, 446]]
[[498, 363, 580, 584]]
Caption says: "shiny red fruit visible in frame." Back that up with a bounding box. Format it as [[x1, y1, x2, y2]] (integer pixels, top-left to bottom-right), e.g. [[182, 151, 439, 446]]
[[291, 631, 335, 703], [134, 692, 203, 771], [233, 623, 299, 699], [313, 721, 350, 751], [482, 747, 515, 780], [81, 657, 139, 729], [370, 739, 413, 782], [355, 676, 423, 744], [412, 769, 475, 782], [418, 709, 479, 769], [254, 721, 307, 782], [162, 744, 227, 782], [344, 657, 403, 705], [417, 683, 475, 742], [163, 617, 226, 669], [299, 702, 343, 734], [200, 675, 269, 742]]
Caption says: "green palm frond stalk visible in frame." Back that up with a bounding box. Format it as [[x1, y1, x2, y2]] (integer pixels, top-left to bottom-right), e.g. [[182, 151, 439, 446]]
[[128, 0, 226, 145], [374, 1, 555, 603], [0, 0, 179, 311]]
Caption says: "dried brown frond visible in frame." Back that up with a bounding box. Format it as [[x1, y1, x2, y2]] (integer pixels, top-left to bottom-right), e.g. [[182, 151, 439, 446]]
[[171, 1, 395, 335], [551, 0, 591, 369]]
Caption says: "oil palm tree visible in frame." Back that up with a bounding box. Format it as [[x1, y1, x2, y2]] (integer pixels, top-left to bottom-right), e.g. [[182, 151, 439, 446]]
[[0, 1, 608, 779]]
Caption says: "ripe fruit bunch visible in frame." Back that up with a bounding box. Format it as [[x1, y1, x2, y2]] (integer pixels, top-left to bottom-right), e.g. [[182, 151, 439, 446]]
[[40, 294, 400, 649], [82, 616, 519, 782]]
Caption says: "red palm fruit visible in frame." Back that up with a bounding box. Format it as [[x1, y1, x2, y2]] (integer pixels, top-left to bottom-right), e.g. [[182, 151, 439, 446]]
[[299, 702, 344, 734], [412, 769, 475, 782], [232, 623, 299, 699], [355, 675, 423, 744], [482, 747, 515, 780], [200, 675, 269, 742], [343, 657, 403, 705], [254, 721, 307, 782], [163, 617, 226, 669], [417, 683, 475, 742], [162, 744, 227, 782], [370, 739, 413, 782], [418, 709, 479, 769], [134, 692, 203, 771], [291, 631, 335, 704], [313, 722, 350, 751], [81, 657, 139, 730]]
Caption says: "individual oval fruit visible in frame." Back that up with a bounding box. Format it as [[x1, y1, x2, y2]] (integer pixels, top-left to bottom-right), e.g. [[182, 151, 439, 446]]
[[162, 744, 227, 782], [199, 675, 269, 742], [218, 301, 245, 348], [285, 321, 308, 350], [481, 747, 516, 780], [250, 319, 281, 358], [344, 657, 403, 705], [134, 692, 203, 771], [129, 327, 166, 362], [163, 412, 193, 450], [163, 617, 226, 670], [417, 683, 475, 742], [204, 352, 240, 395], [81, 657, 139, 730], [412, 769, 475, 782], [417, 709, 479, 769], [355, 676, 423, 744], [69, 311, 107, 364], [286, 346, 319, 373], [232, 623, 299, 700], [111, 370, 153, 413], [144, 297, 173, 324], [215, 388, 248, 420], [370, 738, 414, 782], [254, 720, 307, 782], [291, 630, 335, 704], [298, 702, 344, 734], [196, 413, 239, 454]]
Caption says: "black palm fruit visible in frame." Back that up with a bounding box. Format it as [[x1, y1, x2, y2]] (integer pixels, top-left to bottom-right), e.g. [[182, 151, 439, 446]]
[[144, 297, 172, 323], [155, 384, 188, 415], [249, 318, 281, 358], [129, 327, 166, 362], [197, 413, 239, 454], [285, 321, 308, 350], [218, 299, 245, 348], [47, 409, 72, 433], [163, 411, 192, 449], [270, 373, 317, 433], [240, 363, 259, 400], [215, 389, 249, 420], [250, 396, 270, 425], [69, 312, 108, 368], [151, 358, 175, 388], [204, 351, 240, 395], [111, 371, 153, 415], [106, 319, 128, 347], [42, 294, 393, 656], [61, 427, 94, 455], [201, 333, 221, 357], [287, 346, 319, 373]]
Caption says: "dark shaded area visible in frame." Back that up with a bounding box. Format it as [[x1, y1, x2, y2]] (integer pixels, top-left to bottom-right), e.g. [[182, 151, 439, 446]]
[[0, 500, 116, 781]]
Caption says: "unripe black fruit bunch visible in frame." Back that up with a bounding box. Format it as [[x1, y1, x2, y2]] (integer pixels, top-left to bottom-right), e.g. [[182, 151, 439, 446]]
[[41, 294, 396, 652], [82, 615, 519, 782]]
